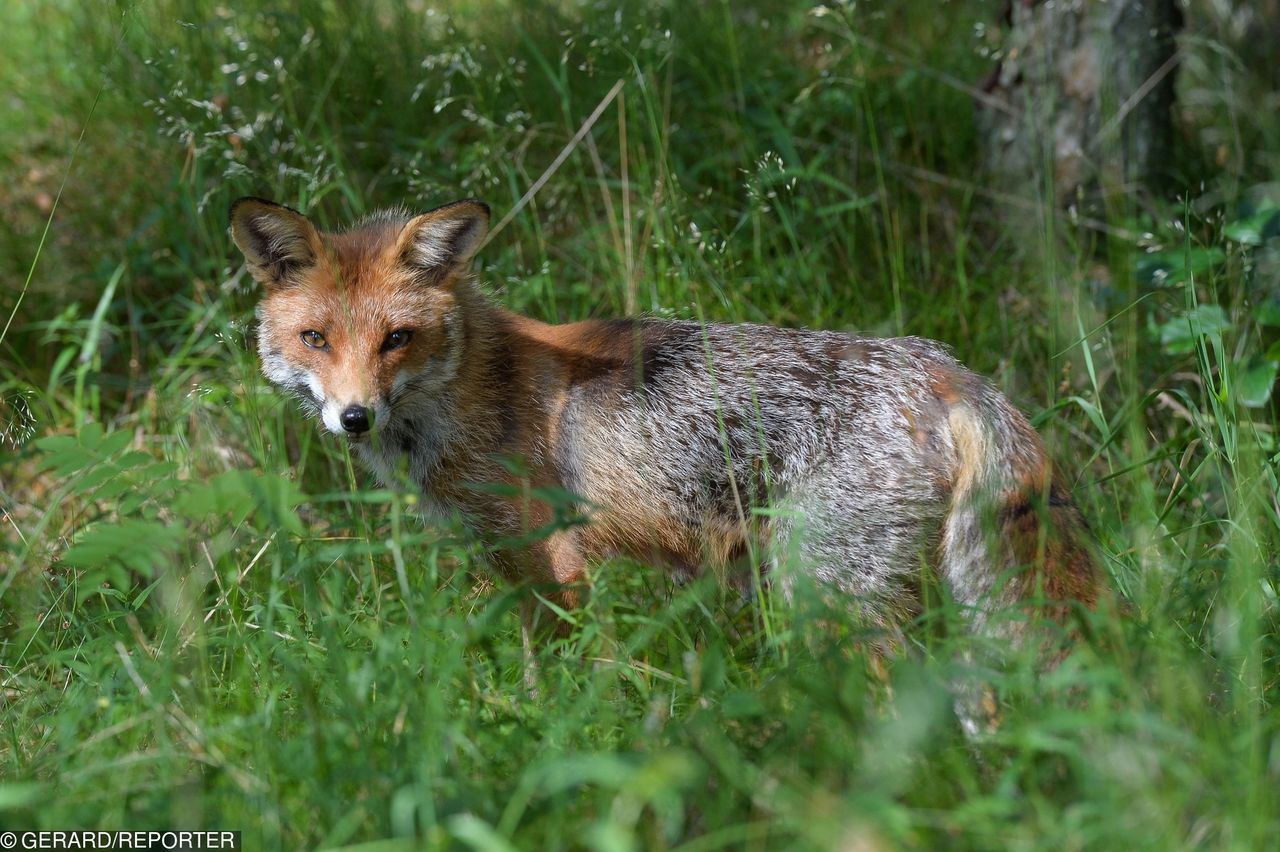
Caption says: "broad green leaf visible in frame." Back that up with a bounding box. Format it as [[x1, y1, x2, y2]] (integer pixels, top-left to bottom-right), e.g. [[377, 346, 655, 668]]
[[34, 434, 79, 454], [1223, 207, 1280, 246], [118, 490, 149, 516], [98, 428, 134, 457], [89, 470, 148, 503], [1238, 358, 1278, 408], [0, 783, 44, 810], [116, 450, 155, 469], [1253, 297, 1280, 327], [176, 470, 304, 534], [132, 576, 163, 609], [74, 462, 124, 494], [78, 421, 104, 450], [1137, 247, 1225, 287], [37, 446, 97, 476], [62, 519, 182, 574], [87, 585, 131, 603], [1158, 305, 1233, 355]]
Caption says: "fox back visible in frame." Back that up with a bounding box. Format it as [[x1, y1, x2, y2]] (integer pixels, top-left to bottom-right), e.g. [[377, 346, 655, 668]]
[[230, 196, 1100, 650]]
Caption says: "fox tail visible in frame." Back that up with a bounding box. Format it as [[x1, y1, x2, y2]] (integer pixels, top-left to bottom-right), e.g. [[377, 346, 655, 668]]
[[939, 391, 1101, 644]]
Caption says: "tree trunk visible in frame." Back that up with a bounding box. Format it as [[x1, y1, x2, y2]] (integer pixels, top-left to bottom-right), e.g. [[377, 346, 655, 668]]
[[978, 0, 1182, 212]]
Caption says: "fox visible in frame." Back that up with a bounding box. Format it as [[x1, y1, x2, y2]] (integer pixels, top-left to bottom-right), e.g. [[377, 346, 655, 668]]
[[229, 195, 1101, 667]]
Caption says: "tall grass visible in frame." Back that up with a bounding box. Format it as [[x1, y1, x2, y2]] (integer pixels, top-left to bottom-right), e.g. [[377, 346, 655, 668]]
[[2, 0, 1278, 848]]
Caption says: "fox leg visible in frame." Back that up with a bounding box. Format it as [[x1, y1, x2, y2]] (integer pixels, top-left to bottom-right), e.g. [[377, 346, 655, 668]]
[[517, 529, 588, 697], [545, 529, 586, 603], [519, 528, 586, 634]]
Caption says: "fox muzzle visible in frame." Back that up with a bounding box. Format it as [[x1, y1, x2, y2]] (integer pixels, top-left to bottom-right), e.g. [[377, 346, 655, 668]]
[[340, 404, 372, 434]]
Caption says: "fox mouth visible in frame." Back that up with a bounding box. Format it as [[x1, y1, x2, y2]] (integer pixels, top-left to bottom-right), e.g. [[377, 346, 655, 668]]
[[340, 423, 394, 446]]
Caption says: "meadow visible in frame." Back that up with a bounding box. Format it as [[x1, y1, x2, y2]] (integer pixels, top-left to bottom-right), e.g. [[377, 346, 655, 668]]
[[2, 0, 1278, 848]]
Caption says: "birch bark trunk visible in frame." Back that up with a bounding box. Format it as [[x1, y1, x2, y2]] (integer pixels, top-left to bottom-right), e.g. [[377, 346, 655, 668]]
[[978, 0, 1182, 211]]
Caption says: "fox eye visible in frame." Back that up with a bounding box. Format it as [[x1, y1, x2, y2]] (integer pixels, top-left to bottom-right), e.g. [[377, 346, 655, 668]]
[[381, 329, 413, 353], [300, 330, 328, 349]]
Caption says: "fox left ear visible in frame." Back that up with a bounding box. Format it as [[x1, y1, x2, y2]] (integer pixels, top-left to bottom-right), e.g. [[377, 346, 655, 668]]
[[228, 197, 322, 289], [396, 199, 490, 284]]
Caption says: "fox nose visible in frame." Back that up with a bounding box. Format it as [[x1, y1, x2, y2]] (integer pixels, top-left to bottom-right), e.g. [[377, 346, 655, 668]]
[[340, 405, 371, 434]]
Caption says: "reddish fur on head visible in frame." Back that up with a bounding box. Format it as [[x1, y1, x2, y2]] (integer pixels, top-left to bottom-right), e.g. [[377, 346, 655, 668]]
[[229, 197, 490, 436]]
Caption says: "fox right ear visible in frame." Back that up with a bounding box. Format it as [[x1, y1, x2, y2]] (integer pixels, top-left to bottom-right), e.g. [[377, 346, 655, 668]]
[[228, 197, 321, 289], [395, 199, 491, 285]]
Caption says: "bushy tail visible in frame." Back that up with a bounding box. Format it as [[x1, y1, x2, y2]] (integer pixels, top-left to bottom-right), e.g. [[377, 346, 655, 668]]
[[939, 394, 1100, 644]]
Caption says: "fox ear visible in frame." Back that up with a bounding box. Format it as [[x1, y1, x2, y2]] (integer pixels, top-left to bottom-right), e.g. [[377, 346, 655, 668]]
[[228, 197, 321, 289], [396, 199, 490, 284]]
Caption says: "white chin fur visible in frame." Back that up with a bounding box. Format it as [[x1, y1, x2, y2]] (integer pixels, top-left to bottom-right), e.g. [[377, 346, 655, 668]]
[[321, 403, 347, 435]]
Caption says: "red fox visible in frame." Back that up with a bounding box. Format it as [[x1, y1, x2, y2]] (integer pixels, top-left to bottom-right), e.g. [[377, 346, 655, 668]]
[[230, 196, 1100, 650]]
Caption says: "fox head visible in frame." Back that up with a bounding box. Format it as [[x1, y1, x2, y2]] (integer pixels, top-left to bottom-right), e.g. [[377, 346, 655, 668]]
[[229, 197, 490, 440]]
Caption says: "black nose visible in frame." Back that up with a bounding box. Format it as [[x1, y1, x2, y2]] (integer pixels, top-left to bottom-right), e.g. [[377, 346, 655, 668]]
[[340, 405, 371, 434]]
